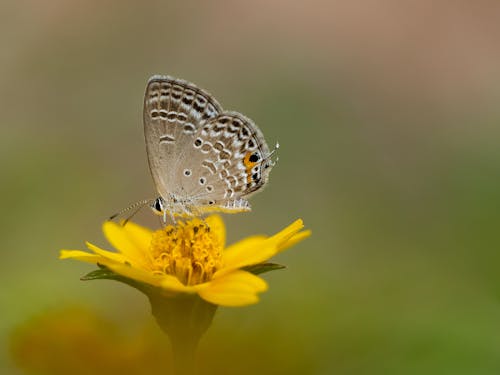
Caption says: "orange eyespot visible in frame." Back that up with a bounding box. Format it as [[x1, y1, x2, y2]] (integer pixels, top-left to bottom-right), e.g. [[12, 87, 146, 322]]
[[243, 152, 260, 182], [243, 152, 256, 168]]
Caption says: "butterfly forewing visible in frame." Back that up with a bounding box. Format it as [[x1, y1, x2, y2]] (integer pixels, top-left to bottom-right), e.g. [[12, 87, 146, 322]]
[[144, 76, 222, 198]]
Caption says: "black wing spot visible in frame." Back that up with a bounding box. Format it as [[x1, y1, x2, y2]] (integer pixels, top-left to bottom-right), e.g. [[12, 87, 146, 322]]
[[182, 96, 193, 105], [249, 153, 260, 163]]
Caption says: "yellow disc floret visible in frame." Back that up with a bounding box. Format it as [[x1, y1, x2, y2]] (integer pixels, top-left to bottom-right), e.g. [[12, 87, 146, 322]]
[[148, 219, 224, 286]]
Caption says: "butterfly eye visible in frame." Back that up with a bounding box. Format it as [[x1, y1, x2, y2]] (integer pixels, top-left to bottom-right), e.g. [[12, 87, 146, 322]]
[[151, 197, 164, 213]]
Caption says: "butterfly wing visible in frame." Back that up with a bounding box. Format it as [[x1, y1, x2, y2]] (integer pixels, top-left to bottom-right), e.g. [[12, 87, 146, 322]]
[[143, 75, 222, 199], [181, 111, 275, 214]]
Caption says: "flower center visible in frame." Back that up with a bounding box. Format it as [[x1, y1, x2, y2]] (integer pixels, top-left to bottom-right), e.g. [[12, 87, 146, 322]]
[[148, 219, 223, 285]]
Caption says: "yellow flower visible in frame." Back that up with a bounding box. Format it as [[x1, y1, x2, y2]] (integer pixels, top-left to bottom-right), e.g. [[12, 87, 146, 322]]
[[60, 215, 310, 307]]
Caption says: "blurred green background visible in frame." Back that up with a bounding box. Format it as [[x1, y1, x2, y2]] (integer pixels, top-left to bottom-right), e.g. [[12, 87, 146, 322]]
[[2, 1, 500, 374]]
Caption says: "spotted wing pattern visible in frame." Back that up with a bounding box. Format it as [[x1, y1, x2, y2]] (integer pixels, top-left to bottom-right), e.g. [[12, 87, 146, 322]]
[[143, 75, 275, 215], [144, 76, 222, 198], [179, 112, 273, 214]]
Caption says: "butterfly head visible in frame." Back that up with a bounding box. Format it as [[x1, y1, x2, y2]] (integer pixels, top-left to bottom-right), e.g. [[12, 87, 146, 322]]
[[151, 196, 166, 216]]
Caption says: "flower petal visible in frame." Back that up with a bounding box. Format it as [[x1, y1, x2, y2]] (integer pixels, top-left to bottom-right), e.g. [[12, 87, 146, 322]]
[[196, 270, 268, 306], [205, 215, 225, 247], [59, 250, 103, 263], [121, 221, 153, 251], [266, 219, 305, 249], [105, 262, 166, 288], [60, 248, 193, 294], [218, 220, 308, 276], [160, 275, 197, 293], [276, 229, 311, 254], [219, 238, 276, 276], [223, 235, 267, 255], [60, 250, 130, 275], [85, 242, 128, 264], [102, 221, 151, 266]]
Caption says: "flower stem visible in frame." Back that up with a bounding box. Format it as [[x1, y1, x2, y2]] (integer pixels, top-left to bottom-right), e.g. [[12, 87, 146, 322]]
[[170, 333, 198, 375], [148, 293, 217, 375]]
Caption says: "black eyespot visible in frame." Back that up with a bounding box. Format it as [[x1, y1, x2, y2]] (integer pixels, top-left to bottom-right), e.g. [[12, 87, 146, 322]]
[[206, 185, 213, 192], [194, 138, 202, 147], [184, 169, 192, 176], [208, 200, 215, 205], [249, 153, 259, 163], [199, 177, 206, 185]]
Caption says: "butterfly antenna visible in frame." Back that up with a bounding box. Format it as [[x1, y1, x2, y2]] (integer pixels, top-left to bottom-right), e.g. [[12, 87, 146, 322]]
[[109, 199, 151, 224]]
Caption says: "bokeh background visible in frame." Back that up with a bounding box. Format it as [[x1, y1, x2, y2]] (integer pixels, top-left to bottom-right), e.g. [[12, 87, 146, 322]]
[[2, 1, 500, 374]]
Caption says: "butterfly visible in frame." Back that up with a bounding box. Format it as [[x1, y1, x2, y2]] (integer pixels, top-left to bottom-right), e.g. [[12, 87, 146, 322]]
[[141, 75, 278, 221]]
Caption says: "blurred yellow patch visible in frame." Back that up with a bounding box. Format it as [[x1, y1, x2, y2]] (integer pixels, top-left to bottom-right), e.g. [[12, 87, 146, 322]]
[[10, 307, 169, 375]]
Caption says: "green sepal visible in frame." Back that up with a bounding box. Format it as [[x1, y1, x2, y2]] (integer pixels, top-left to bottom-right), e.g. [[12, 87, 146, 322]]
[[243, 262, 286, 275], [80, 267, 119, 281], [80, 265, 154, 295]]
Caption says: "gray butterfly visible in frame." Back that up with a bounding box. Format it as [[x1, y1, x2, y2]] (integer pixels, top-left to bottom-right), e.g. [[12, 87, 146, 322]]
[[142, 75, 277, 220]]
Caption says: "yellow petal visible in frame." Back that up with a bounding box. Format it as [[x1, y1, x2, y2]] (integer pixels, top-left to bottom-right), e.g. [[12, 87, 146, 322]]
[[160, 275, 197, 294], [205, 215, 226, 247], [105, 262, 165, 288], [121, 221, 153, 251], [197, 270, 268, 307], [223, 235, 267, 255], [59, 250, 127, 273], [102, 221, 151, 265], [85, 242, 128, 264], [59, 250, 103, 263], [276, 229, 311, 253], [60, 248, 190, 293], [219, 238, 276, 276], [266, 219, 305, 249], [218, 220, 308, 275]]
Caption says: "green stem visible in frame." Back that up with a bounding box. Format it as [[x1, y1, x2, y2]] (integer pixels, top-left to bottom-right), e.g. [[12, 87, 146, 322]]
[[170, 332, 198, 375], [148, 293, 217, 375]]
